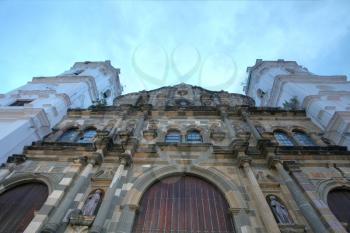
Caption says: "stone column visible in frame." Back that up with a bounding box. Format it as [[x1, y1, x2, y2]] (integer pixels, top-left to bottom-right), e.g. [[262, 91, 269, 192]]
[[240, 156, 281, 233], [40, 154, 102, 233], [274, 161, 329, 233], [89, 155, 132, 233], [241, 111, 261, 140], [112, 204, 139, 233]]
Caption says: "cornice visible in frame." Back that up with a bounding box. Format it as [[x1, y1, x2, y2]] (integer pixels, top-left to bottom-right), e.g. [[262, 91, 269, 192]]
[[302, 95, 321, 110], [0, 108, 51, 128], [325, 111, 350, 133], [55, 93, 72, 106], [268, 75, 348, 106], [31, 75, 98, 101]]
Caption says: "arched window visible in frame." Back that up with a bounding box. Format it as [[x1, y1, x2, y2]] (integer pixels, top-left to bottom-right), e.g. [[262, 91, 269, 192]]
[[0, 182, 48, 233], [327, 188, 350, 232], [133, 175, 236, 233], [165, 130, 182, 143], [77, 128, 97, 143], [292, 130, 316, 146], [186, 130, 202, 143], [274, 130, 294, 146], [57, 128, 79, 142]]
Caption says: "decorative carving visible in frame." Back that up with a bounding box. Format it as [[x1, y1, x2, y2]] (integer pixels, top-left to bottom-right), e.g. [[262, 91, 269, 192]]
[[143, 129, 157, 140], [201, 94, 213, 106], [177, 90, 188, 96], [147, 120, 158, 130], [136, 93, 149, 106], [210, 123, 225, 141]]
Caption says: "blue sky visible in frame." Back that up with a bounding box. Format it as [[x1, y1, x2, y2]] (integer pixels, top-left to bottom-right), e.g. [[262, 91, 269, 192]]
[[0, 0, 349, 95]]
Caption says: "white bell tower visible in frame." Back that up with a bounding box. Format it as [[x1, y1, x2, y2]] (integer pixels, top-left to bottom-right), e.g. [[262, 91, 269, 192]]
[[245, 59, 350, 148], [0, 60, 122, 163]]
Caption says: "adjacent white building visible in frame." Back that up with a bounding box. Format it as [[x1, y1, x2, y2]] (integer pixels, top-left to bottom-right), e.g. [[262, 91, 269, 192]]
[[0, 61, 122, 163], [245, 59, 350, 148]]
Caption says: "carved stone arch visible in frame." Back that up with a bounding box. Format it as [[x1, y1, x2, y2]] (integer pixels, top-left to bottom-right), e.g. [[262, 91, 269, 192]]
[[80, 124, 98, 131], [165, 125, 184, 134], [290, 125, 309, 133], [184, 125, 204, 133], [124, 164, 247, 210], [271, 127, 291, 135], [317, 179, 350, 231], [0, 172, 54, 194], [56, 123, 81, 140], [0, 174, 50, 233], [316, 178, 350, 205], [271, 128, 295, 146], [185, 126, 207, 143], [161, 127, 183, 142], [290, 127, 309, 138]]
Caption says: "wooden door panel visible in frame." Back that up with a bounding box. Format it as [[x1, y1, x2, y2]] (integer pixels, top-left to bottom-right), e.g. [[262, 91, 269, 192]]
[[0, 183, 48, 233], [328, 188, 350, 232], [133, 175, 236, 233]]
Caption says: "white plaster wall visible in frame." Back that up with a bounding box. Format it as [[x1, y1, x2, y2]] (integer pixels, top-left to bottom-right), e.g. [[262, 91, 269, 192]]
[[0, 119, 40, 163], [246, 60, 350, 148], [0, 61, 122, 164]]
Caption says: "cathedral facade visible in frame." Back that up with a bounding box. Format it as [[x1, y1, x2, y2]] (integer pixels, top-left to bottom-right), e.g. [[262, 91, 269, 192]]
[[0, 61, 350, 233]]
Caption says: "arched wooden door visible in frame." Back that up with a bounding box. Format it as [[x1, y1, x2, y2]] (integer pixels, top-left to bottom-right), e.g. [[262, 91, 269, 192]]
[[0, 182, 48, 233], [133, 175, 236, 233], [327, 188, 350, 232]]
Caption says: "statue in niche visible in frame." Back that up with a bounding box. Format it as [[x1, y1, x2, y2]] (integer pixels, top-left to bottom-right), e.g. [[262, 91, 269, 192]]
[[267, 195, 293, 224], [82, 189, 103, 216]]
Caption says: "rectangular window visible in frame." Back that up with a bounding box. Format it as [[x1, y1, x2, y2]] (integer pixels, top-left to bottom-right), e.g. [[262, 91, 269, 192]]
[[9, 100, 33, 106]]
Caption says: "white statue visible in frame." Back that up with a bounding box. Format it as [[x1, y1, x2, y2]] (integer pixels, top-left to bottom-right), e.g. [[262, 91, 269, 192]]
[[82, 189, 103, 216], [269, 195, 293, 224]]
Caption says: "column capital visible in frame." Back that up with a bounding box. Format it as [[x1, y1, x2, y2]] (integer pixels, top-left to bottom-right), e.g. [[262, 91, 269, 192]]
[[267, 155, 281, 169], [119, 152, 133, 166], [238, 155, 252, 168], [89, 152, 103, 166], [283, 161, 301, 172]]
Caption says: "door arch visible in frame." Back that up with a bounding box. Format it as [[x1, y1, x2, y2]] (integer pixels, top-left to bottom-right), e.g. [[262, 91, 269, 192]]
[[0, 182, 48, 233], [327, 188, 350, 232], [132, 175, 235, 233]]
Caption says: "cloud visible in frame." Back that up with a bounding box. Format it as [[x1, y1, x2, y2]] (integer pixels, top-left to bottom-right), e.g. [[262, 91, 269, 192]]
[[0, 0, 349, 95]]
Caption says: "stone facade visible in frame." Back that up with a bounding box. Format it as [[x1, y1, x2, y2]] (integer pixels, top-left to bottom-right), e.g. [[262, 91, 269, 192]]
[[245, 59, 350, 149], [0, 82, 349, 233]]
